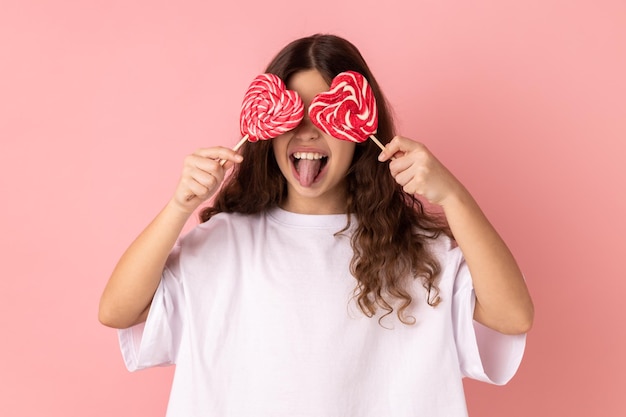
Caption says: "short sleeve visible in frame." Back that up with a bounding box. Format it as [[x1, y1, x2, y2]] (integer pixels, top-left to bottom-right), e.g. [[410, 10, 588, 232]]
[[117, 245, 186, 372], [451, 252, 526, 385]]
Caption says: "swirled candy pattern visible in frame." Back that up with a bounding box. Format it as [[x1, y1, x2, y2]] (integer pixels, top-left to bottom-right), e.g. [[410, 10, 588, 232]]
[[240, 74, 304, 141], [309, 71, 378, 143]]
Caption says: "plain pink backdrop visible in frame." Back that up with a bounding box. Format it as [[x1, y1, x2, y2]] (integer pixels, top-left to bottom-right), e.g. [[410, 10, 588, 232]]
[[1, 0, 624, 416]]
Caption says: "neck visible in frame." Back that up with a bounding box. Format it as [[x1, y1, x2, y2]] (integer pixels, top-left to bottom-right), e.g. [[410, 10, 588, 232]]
[[280, 195, 348, 215]]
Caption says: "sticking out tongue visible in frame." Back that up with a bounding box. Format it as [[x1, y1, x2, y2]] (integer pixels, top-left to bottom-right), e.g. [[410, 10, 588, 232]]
[[297, 159, 322, 187]]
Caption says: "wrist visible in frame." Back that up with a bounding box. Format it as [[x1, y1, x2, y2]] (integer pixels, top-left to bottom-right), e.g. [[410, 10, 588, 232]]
[[438, 183, 473, 211], [164, 198, 197, 223]]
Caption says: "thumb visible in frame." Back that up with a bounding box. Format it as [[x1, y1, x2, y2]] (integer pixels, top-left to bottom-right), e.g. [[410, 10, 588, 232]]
[[378, 136, 406, 162]]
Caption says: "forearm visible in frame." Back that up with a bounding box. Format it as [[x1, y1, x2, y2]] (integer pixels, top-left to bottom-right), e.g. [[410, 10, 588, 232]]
[[379, 136, 534, 334], [98, 200, 191, 329], [441, 189, 534, 335]]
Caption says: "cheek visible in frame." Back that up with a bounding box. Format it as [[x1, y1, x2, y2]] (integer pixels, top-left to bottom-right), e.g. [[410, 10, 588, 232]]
[[271, 137, 290, 171], [271, 137, 285, 159], [334, 142, 356, 168]]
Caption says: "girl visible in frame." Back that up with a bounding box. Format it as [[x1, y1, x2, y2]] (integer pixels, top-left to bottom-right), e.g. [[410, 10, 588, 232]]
[[99, 34, 533, 416]]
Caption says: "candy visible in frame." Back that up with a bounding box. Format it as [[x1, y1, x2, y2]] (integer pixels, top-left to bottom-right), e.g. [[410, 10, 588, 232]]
[[216, 74, 303, 170], [239, 73, 304, 142], [309, 71, 383, 150]]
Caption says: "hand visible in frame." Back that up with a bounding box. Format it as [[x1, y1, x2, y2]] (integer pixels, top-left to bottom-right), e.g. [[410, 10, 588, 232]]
[[170, 147, 243, 214], [380, 136, 533, 333], [378, 136, 465, 206]]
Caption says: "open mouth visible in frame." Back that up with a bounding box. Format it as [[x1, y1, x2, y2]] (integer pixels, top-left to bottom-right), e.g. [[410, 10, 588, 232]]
[[291, 151, 329, 187]]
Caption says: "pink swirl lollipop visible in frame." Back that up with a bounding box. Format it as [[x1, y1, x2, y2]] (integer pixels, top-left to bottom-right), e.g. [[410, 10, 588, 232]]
[[236, 73, 304, 147], [189, 75, 303, 199], [215, 74, 303, 169], [309, 71, 384, 150]]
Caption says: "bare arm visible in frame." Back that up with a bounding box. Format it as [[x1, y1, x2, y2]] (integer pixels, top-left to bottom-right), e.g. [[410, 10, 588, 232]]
[[98, 147, 243, 329], [379, 136, 534, 335]]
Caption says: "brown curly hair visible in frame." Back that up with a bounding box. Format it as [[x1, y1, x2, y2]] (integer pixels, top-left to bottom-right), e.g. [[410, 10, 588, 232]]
[[201, 34, 450, 324]]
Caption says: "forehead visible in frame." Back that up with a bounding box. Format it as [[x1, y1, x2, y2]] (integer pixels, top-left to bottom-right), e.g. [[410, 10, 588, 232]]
[[287, 69, 330, 105]]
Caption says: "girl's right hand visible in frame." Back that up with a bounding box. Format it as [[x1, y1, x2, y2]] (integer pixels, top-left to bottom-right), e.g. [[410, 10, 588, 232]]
[[100, 146, 242, 329], [170, 147, 243, 214]]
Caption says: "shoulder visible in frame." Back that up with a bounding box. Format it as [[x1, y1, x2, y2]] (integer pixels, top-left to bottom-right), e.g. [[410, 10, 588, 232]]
[[198, 211, 266, 231], [196, 211, 260, 229], [420, 231, 456, 256], [169, 212, 267, 269], [421, 232, 465, 273], [179, 211, 263, 247]]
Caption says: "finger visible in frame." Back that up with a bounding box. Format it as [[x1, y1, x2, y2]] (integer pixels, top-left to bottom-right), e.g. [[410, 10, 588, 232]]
[[378, 143, 397, 162], [219, 153, 244, 168], [378, 136, 414, 162], [188, 147, 242, 170], [184, 176, 218, 201], [193, 146, 243, 162], [179, 160, 221, 201], [394, 168, 420, 191], [187, 154, 224, 174], [387, 153, 415, 177], [186, 153, 241, 180], [213, 151, 243, 169], [189, 166, 222, 190]]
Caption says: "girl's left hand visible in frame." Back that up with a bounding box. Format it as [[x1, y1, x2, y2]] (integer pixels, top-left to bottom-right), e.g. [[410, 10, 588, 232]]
[[378, 136, 465, 207], [380, 136, 534, 334]]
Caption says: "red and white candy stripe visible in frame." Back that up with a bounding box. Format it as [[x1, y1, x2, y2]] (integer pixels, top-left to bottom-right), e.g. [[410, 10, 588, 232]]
[[309, 71, 378, 143], [240, 74, 304, 141]]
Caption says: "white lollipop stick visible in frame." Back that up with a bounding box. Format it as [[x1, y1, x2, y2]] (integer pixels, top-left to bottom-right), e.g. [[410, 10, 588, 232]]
[[369, 135, 385, 152], [219, 134, 249, 167]]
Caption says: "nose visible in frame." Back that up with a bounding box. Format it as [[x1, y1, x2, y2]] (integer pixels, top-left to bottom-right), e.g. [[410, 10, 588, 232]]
[[293, 117, 320, 141]]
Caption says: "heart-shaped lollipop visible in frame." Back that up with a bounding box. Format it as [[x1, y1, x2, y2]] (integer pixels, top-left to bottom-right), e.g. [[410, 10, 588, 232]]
[[238, 73, 304, 143], [309, 71, 384, 150], [220, 74, 304, 168]]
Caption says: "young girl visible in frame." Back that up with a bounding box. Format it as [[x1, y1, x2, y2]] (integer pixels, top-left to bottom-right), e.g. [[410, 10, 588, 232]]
[[99, 34, 533, 417]]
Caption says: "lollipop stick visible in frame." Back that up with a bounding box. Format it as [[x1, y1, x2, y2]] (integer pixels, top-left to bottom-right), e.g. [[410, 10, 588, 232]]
[[369, 135, 385, 152], [186, 134, 251, 201], [232, 134, 249, 152], [219, 134, 249, 167]]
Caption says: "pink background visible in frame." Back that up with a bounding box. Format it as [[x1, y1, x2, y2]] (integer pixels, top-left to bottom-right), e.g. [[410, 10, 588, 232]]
[[1, 0, 624, 416]]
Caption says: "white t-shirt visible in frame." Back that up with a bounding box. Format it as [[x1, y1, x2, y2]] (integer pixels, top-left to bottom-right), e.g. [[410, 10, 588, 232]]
[[119, 207, 525, 417]]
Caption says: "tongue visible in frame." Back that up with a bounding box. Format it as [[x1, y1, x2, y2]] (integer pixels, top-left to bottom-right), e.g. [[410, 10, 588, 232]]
[[297, 159, 321, 187]]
